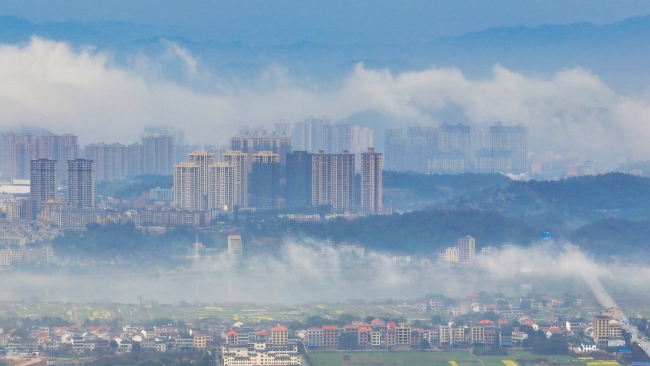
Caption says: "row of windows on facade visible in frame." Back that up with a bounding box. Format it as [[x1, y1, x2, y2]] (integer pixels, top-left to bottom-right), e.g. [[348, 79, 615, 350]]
[[27, 159, 94, 215], [173, 148, 382, 213], [384, 122, 528, 174], [0, 132, 176, 181]]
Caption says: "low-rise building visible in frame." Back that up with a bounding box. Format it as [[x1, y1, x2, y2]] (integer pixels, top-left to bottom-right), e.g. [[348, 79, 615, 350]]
[[221, 342, 301, 366]]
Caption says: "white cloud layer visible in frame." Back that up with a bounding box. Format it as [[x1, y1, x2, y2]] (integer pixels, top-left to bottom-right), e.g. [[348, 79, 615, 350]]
[[0, 240, 647, 305], [0, 37, 649, 166]]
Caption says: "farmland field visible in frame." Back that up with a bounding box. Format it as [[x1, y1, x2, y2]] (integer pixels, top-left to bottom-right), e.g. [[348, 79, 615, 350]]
[[307, 350, 596, 366]]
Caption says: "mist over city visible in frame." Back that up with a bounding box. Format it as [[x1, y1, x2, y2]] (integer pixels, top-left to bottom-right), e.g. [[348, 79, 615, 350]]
[[1, 2, 650, 366]]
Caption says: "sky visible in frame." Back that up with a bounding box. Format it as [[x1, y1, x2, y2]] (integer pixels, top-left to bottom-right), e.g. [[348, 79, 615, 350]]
[[0, 2, 649, 167], [0, 1, 650, 44]]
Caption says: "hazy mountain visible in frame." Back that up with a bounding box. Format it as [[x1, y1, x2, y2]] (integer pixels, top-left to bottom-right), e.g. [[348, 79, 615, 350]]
[[0, 15, 649, 92]]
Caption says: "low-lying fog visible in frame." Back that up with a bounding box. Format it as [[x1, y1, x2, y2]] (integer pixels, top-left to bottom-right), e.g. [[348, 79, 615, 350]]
[[0, 241, 644, 304]]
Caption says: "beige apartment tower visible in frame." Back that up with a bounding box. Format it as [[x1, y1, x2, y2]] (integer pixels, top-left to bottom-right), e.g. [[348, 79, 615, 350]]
[[311, 150, 355, 212], [173, 151, 215, 210], [222, 150, 248, 208], [227, 235, 243, 255], [271, 325, 289, 346], [593, 315, 611, 348], [174, 162, 202, 210], [360, 148, 382, 213], [208, 162, 234, 211], [173, 150, 243, 212]]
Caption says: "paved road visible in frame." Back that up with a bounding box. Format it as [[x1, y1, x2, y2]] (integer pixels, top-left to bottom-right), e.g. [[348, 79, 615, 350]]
[[584, 275, 650, 356]]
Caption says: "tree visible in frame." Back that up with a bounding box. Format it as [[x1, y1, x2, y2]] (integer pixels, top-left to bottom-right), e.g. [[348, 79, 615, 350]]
[[338, 332, 358, 351], [631, 342, 650, 362], [132, 341, 142, 353], [420, 339, 431, 350], [109, 340, 118, 350], [338, 314, 358, 324]]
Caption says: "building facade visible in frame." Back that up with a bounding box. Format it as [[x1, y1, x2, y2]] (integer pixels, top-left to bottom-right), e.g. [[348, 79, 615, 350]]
[[251, 151, 282, 209], [228, 235, 243, 255], [490, 123, 529, 173], [67, 159, 94, 209], [230, 132, 291, 170], [221, 150, 248, 208], [30, 159, 58, 212], [142, 135, 174, 175], [311, 151, 355, 212], [286, 151, 313, 208], [360, 148, 382, 213], [457, 236, 476, 265]]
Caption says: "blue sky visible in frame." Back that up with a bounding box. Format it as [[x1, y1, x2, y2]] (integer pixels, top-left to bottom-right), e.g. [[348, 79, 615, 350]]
[[1, 0, 650, 43]]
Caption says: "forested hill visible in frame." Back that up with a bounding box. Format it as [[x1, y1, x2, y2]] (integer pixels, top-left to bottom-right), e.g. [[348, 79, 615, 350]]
[[383, 172, 510, 201], [567, 218, 650, 258], [294, 209, 541, 254], [444, 173, 650, 221]]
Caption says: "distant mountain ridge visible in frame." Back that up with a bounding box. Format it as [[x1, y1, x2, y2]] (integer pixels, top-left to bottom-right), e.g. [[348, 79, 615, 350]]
[[0, 15, 648, 91]]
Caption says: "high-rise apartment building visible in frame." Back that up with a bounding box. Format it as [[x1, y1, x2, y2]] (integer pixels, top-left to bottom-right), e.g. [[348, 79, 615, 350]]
[[174, 162, 202, 210], [187, 150, 215, 205], [351, 126, 374, 156], [429, 123, 470, 173], [384, 128, 404, 171], [144, 125, 185, 146], [360, 148, 382, 213], [251, 151, 282, 209], [274, 121, 291, 137], [222, 150, 248, 208], [1, 133, 39, 180], [333, 124, 352, 153], [291, 116, 332, 153], [142, 135, 174, 175], [174, 144, 203, 165], [126, 143, 144, 177], [208, 162, 233, 211], [227, 235, 243, 255], [457, 236, 476, 265], [85, 142, 127, 182], [286, 151, 313, 208], [230, 132, 291, 171], [173, 150, 247, 212], [86, 141, 145, 180], [30, 159, 57, 212], [67, 159, 94, 209], [490, 123, 529, 173], [173, 151, 215, 211], [384, 127, 437, 172], [1, 133, 78, 181], [41, 134, 78, 182], [311, 151, 355, 212]]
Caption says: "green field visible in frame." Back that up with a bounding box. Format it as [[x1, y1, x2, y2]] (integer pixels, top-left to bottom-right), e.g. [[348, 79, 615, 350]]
[[307, 350, 590, 366]]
